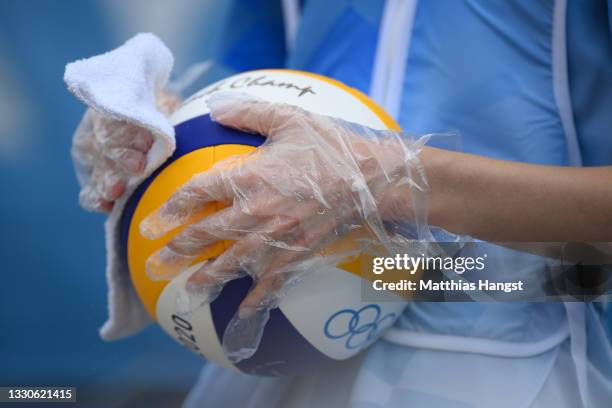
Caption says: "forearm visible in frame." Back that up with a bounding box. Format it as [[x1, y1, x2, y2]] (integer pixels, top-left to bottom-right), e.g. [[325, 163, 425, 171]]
[[421, 147, 612, 241]]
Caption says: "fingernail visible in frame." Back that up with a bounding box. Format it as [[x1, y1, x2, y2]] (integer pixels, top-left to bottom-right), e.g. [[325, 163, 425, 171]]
[[123, 155, 145, 174], [208, 92, 241, 109], [222, 308, 270, 363], [140, 211, 167, 240], [101, 174, 124, 201], [208, 92, 244, 121], [111, 180, 125, 199], [140, 205, 190, 240], [146, 247, 194, 280], [99, 200, 114, 212]]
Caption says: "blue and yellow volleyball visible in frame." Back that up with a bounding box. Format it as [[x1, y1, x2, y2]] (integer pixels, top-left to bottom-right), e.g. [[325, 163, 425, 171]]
[[120, 69, 406, 376]]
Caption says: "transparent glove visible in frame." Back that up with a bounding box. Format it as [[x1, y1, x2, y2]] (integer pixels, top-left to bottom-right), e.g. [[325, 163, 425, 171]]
[[71, 91, 180, 212], [140, 92, 430, 362]]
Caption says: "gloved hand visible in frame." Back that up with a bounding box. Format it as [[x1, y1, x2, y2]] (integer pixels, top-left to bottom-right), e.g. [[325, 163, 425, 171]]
[[71, 91, 179, 212], [139, 92, 430, 362]]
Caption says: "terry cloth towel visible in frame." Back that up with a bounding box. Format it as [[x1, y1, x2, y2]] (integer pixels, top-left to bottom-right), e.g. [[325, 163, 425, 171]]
[[64, 33, 176, 340]]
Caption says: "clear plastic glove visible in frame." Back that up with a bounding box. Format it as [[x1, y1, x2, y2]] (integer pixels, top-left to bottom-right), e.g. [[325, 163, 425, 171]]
[[139, 92, 430, 362], [71, 91, 180, 212]]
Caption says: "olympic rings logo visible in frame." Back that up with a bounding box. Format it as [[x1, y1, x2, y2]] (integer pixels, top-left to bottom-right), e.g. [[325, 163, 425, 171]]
[[324, 305, 396, 350]]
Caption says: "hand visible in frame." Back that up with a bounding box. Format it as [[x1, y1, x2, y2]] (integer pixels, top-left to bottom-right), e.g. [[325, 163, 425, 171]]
[[139, 92, 427, 362], [71, 91, 180, 212]]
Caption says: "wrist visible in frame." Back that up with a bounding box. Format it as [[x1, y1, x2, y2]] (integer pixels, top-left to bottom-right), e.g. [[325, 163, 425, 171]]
[[346, 132, 450, 228], [359, 134, 423, 221], [376, 145, 453, 229], [418, 146, 465, 234]]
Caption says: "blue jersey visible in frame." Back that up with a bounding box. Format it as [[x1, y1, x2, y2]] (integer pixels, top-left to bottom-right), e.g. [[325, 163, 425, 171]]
[[194, 1, 612, 406]]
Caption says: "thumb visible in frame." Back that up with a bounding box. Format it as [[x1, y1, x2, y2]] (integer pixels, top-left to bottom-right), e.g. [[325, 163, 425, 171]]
[[222, 305, 271, 363], [208, 92, 304, 139]]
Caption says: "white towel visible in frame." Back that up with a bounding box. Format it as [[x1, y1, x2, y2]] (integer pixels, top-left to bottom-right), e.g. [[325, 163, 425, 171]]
[[64, 33, 176, 340]]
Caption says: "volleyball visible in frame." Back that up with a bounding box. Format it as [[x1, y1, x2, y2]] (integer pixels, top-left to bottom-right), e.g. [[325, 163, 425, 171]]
[[120, 69, 407, 376]]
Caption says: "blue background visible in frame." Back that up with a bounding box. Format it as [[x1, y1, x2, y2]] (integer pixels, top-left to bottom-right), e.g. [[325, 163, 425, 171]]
[[0, 0, 231, 403]]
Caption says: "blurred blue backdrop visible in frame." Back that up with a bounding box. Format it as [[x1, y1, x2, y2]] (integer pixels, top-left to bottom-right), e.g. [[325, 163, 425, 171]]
[[0, 0, 230, 401]]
